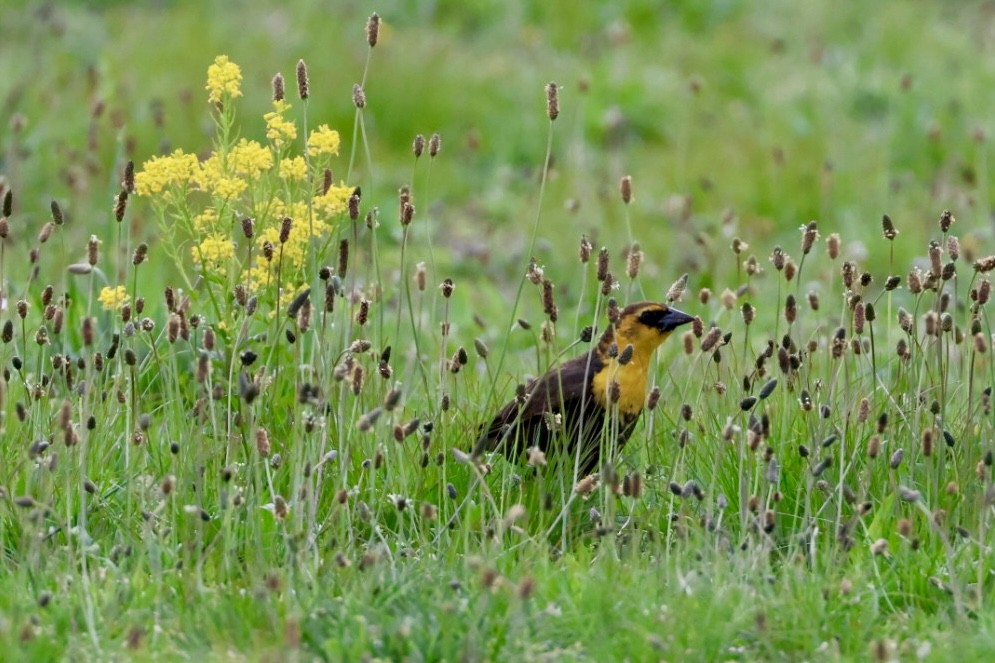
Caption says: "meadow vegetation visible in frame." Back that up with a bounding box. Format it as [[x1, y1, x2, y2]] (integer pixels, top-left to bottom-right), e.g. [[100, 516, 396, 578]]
[[3, 1, 995, 660]]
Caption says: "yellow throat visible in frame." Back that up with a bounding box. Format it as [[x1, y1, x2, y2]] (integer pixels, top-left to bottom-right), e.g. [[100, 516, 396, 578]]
[[591, 324, 671, 415]]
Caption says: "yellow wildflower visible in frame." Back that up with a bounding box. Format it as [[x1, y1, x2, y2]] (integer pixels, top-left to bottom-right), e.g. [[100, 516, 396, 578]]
[[257, 225, 307, 267], [313, 182, 353, 218], [272, 199, 310, 222], [98, 285, 129, 311], [229, 139, 273, 180], [192, 233, 236, 271], [279, 156, 308, 181], [307, 125, 341, 157], [193, 207, 220, 232], [206, 55, 243, 104], [246, 263, 273, 292], [212, 177, 248, 199], [264, 100, 297, 146], [135, 150, 200, 196], [198, 154, 248, 200]]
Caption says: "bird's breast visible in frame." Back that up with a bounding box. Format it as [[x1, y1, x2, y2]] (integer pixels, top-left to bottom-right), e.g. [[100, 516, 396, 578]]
[[591, 358, 649, 415]]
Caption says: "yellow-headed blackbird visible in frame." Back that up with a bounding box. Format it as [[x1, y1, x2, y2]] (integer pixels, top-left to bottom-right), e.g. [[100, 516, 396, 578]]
[[475, 302, 693, 474]]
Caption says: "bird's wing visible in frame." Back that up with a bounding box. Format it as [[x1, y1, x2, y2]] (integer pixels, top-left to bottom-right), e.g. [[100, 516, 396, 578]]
[[474, 351, 602, 456]]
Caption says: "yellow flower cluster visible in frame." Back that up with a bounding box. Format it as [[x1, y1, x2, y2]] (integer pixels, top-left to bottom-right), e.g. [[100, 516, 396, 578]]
[[192, 233, 236, 269], [307, 125, 341, 157], [265, 100, 297, 146], [136, 55, 357, 309], [228, 139, 273, 179], [206, 55, 243, 104], [134, 150, 200, 196], [313, 182, 353, 218], [279, 156, 307, 181], [98, 285, 129, 311], [193, 207, 220, 232], [256, 223, 307, 265], [197, 139, 272, 199]]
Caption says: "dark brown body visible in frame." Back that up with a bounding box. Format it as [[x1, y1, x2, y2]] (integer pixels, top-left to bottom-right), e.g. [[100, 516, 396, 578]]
[[475, 348, 640, 476]]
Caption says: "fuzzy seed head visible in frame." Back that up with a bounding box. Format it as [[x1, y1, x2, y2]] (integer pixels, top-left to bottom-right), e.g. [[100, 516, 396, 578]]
[[620, 175, 632, 204], [801, 221, 818, 255], [296, 59, 309, 99], [882, 214, 898, 240], [626, 244, 642, 279], [366, 12, 380, 47], [545, 82, 559, 121], [352, 83, 366, 108], [826, 233, 840, 260], [579, 235, 593, 263], [939, 209, 954, 233], [666, 273, 688, 303]]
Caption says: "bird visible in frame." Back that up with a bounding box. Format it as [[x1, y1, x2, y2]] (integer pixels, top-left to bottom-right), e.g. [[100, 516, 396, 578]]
[[474, 301, 694, 475]]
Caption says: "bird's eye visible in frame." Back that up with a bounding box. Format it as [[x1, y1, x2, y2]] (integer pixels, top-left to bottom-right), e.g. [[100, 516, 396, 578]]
[[637, 308, 666, 327]]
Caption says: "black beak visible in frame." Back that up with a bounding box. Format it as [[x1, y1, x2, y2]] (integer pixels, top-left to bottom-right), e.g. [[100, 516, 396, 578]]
[[657, 307, 694, 333]]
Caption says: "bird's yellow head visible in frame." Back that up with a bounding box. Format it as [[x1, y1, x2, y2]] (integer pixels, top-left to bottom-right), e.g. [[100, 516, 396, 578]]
[[614, 301, 695, 357], [591, 302, 695, 414]]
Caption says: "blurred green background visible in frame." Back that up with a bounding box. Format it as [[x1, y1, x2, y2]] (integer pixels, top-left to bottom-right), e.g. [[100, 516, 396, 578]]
[[3, 0, 995, 303]]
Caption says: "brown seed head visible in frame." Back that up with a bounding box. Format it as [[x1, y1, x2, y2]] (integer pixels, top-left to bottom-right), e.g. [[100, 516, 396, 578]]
[[413, 134, 425, 158], [974, 256, 995, 273], [783, 259, 797, 282], [701, 326, 723, 352], [841, 261, 855, 289], [87, 234, 100, 266], [38, 222, 54, 243], [296, 59, 309, 99], [279, 216, 292, 244], [596, 247, 609, 281], [271, 72, 285, 102], [239, 216, 254, 239], [620, 175, 632, 204], [541, 279, 557, 321], [579, 235, 593, 263], [352, 83, 366, 108], [784, 294, 797, 324], [801, 221, 818, 255], [429, 132, 441, 157], [928, 240, 943, 276], [545, 82, 559, 121], [853, 302, 865, 334], [666, 273, 688, 303], [947, 235, 960, 261], [123, 160, 135, 193], [366, 12, 380, 47], [132, 242, 148, 266], [356, 299, 370, 325], [826, 233, 840, 260], [114, 190, 128, 222], [741, 302, 755, 325], [626, 243, 642, 279], [882, 214, 898, 240], [50, 200, 64, 226], [349, 187, 362, 221], [939, 209, 954, 233]]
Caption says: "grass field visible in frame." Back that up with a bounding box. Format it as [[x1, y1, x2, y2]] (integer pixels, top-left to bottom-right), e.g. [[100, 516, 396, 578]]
[[4, 1, 995, 660]]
